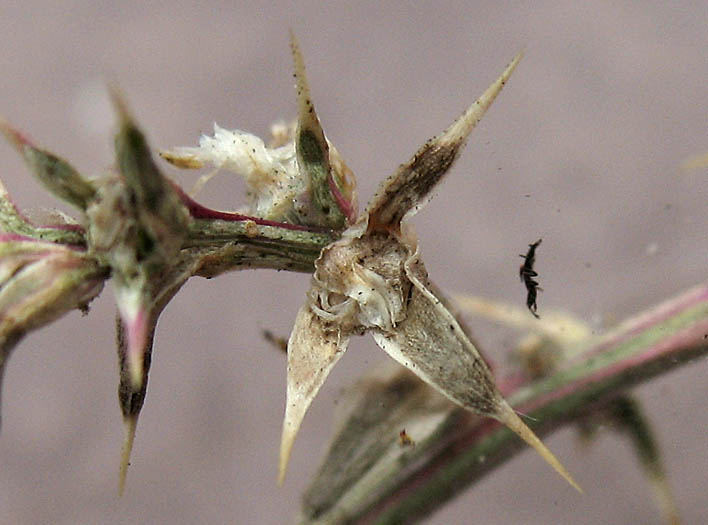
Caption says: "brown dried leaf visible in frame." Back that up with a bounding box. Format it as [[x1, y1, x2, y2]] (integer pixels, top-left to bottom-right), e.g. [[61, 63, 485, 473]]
[[366, 52, 522, 231]]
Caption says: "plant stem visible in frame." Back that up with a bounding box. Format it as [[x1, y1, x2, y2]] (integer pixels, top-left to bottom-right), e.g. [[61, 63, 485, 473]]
[[185, 218, 336, 277], [351, 283, 708, 524]]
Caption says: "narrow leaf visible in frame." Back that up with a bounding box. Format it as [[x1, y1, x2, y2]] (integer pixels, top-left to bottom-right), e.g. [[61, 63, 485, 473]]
[[606, 396, 680, 525], [113, 259, 194, 494], [367, 52, 522, 230], [290, 33, 347, 229], [116, 313, 155, 495], [300, 365, 454, 523], [111, 90, 166, 212], [451, 293, 594, 348], [0, 181, 85, 246], [110, 89, 190, 252], [0, 118, 96, 210]]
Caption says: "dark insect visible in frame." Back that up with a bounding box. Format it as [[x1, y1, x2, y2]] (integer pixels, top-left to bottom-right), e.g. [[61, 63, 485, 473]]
[[519, 238, 542, 318]]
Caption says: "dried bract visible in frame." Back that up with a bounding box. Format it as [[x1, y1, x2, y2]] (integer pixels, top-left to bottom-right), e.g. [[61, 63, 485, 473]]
[[162, 35, 357, 230], [85, 91, 196, 493], [0, 234, 105, 426], [279, 51, 580, 492], [0, 37, 583, 502]]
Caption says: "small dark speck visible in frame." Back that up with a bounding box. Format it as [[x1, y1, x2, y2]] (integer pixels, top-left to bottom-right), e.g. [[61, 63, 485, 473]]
[[449, 324, 454, 331], [584, 262, 592, 268], [524, 194, 531, 198]]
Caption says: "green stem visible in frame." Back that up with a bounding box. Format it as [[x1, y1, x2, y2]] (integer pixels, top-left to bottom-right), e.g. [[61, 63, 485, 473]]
[[186, 218, 336, 277]]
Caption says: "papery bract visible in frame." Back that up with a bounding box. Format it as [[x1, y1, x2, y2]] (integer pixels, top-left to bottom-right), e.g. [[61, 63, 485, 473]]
[[279, 50, 581, 492]]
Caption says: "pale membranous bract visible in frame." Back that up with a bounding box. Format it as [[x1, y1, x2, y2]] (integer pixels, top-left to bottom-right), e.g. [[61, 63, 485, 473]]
[[270, 38, 581, 491], [0, 34, 580, 498]]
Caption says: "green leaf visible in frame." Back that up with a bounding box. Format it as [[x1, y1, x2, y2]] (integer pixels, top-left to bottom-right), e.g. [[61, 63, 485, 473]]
[[291, 33, 348, 229], [1, 118, 95, 210]]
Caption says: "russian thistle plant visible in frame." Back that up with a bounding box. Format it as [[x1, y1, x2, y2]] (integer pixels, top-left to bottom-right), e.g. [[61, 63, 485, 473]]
[[1, 35, 705, 524]]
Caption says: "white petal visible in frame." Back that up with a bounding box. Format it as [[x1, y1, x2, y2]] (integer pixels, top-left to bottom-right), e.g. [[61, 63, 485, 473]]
[[163, 125, 302, 221]]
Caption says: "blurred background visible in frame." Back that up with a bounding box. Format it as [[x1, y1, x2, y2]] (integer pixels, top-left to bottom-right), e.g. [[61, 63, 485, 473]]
[[0, 2, 706, 523]]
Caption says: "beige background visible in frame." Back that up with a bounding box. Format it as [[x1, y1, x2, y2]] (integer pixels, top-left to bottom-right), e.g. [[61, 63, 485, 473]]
[[1, 2, 706, 524]]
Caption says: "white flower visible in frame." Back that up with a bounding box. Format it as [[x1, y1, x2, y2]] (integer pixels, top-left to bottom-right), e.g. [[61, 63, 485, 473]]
[[165, 124, 304, 221], [163, 35, 358, 229]]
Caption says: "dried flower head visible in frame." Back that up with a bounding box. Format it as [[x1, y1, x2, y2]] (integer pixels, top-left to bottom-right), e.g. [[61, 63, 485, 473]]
[[277, 41, 581, 492], [162, 36, 357, 229], [0, 34, 581, 500]]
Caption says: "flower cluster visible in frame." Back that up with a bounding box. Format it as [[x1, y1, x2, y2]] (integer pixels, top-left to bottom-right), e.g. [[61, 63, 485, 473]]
[[0, 36, 580, 498]]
